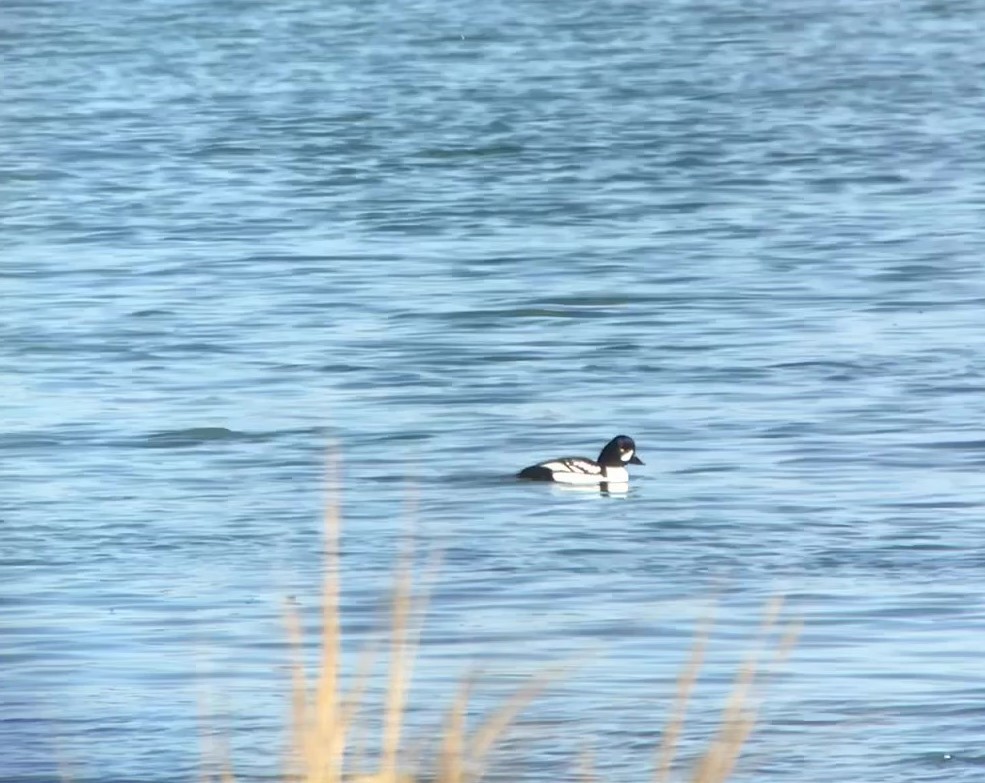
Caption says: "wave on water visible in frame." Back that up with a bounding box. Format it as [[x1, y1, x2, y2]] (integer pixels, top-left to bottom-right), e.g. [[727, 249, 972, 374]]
[[139, 427, 267, 449], [135, 425, 332, 449]]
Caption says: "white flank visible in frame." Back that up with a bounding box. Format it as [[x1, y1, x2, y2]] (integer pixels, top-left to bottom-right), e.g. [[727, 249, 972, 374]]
[[540, 461, 629, 485], [603, 466, 629, 482], [551, 471, 608, 486], [554, 482, 629, 494]]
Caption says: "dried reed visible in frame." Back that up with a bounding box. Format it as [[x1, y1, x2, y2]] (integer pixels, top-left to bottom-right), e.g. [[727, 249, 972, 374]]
[[225, 480, 798, 783]]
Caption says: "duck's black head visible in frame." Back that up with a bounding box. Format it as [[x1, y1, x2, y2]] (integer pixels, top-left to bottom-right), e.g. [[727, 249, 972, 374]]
[[597, 435, 644, 467]]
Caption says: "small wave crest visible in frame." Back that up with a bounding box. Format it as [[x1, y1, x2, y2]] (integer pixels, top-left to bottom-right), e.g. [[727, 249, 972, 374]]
[[139, 427, 261, 449]]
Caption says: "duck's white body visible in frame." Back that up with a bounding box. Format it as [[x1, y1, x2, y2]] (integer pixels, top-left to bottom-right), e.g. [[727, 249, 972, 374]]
[[517, 436, 643, 486], [536, 459, 629, 485]]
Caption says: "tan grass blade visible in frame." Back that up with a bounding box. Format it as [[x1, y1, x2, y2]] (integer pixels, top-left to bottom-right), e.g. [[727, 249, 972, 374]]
[[282, 455, 352, 783], [379, 536, 442, 783], [437, 674, 475, 783], [654, 606, 716, 783], [283, 599, 309, 783], [689, 597, 790, 783], [380, 543, 415, 783], [339, 642, 379, 780], [466, 666, 565, 783], [55, 740, 75, 783], [578, 746, 597, 783], [315, 457, 343, 783], [197, 688, 212, 783], [197, 685, 228, 783], [689, 660, 757, 783]]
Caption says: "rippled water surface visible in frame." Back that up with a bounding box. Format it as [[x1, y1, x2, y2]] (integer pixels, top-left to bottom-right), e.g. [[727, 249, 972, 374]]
[[5, 0, 985, 780]]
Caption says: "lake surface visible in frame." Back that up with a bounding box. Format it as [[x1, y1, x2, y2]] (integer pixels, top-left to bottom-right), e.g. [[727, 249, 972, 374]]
[[4, 0, 985, 780]]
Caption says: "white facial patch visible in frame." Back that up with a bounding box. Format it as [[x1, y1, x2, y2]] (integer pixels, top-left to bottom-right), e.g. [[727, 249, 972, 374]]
[[620, 449, 634, 462]]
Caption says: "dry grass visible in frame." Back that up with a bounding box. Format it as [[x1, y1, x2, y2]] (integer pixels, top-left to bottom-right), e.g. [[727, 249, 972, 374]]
[[201, 479, 799, 783]]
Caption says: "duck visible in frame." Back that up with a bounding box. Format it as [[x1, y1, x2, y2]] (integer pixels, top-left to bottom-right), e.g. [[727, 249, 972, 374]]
[[517, 435, 644, 485]]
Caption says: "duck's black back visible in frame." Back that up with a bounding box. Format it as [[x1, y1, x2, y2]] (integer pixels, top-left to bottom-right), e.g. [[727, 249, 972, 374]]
[[517, 464, 554, 481]]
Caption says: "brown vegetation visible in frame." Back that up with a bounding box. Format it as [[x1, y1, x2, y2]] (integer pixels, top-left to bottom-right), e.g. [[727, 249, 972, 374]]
[[202, 481, 798, 783]]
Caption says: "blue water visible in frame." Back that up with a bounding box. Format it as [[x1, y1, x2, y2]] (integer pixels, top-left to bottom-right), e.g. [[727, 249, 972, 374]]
[[5, 0, 985, 780]]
